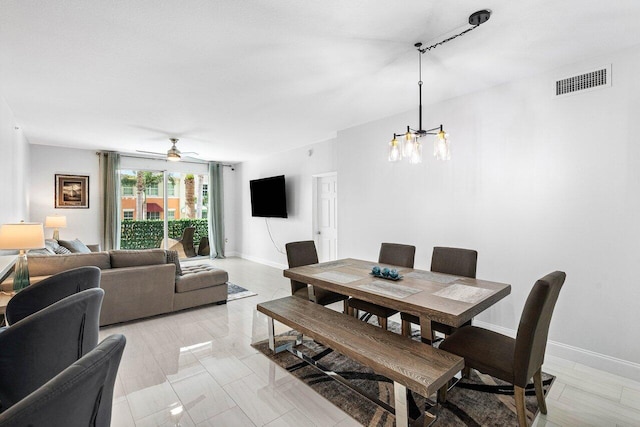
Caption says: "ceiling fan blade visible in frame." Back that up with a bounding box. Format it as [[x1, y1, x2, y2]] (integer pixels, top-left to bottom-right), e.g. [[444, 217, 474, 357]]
[[136, 150, 165, 156], [181, 151, 199, 156]]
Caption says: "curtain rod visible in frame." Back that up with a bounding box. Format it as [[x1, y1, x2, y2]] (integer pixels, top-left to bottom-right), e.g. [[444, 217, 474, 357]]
[[96, 151, 235, 168]]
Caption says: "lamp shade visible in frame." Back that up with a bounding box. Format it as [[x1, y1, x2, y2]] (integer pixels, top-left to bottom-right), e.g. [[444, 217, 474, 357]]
[[45, 215, 67, 228], [0, 223, 45, 250]]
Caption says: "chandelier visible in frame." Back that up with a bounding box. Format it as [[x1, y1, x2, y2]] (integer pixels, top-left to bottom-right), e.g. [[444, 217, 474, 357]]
[[388, 10, 492, 164]]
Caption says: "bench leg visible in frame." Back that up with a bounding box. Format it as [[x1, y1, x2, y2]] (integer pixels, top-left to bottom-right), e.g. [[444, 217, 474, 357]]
[[268, 317, 276, 352], [393, 382, 409, 427], [268, 316, 303, 353]]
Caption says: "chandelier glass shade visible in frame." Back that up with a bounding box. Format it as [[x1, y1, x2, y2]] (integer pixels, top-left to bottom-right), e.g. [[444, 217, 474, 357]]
[[434, 129, 450, 160]]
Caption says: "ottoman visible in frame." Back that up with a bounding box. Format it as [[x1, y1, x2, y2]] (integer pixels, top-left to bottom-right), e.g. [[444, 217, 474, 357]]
[[173, 264, 229, 311]]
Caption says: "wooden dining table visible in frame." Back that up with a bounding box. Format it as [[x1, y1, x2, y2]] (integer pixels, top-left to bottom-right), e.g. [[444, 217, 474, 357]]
[[283, 258, 511, 343]]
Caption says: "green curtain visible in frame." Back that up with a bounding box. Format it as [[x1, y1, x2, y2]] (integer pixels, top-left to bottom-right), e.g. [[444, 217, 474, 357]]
[[100, 152, 120, 250], [208, 162, 225, 258]]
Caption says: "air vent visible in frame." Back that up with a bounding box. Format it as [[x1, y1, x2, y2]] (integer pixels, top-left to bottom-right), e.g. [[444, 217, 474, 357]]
[[555, 65, 611, 97]]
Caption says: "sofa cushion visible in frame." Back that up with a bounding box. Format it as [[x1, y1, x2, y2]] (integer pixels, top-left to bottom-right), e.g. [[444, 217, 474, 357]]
[[175, 264, 228, 293], [28, 252, 112, 277], [59, 238, 92, 254], [165, 250, 182, 276], [109, 249, 167, 268]]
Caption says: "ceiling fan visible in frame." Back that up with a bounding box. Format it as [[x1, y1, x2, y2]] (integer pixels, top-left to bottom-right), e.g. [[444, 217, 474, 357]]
[[137, 138, 199, 162]]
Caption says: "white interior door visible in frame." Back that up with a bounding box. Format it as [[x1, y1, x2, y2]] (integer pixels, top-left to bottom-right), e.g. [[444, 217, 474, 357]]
[[315, 174, 338, 262]]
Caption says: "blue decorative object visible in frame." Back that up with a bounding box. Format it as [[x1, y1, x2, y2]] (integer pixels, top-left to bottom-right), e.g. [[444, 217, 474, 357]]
[[371, 266, 380, 275], [381, 267, 390, 277], [389, 269, 399, 279]]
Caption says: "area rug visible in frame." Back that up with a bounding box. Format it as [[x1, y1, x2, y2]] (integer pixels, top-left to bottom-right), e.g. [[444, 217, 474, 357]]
[[253, 331, 554, 426], [226, 282, 257, 301]]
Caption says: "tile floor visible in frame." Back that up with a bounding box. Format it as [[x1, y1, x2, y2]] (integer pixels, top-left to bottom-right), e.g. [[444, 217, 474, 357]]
[[102, 257, 640, 426]]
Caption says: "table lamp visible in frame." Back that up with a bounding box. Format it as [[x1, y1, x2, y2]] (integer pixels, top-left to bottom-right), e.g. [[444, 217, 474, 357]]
[[45, 215, 67, 240], [0, 222, 45, 292]]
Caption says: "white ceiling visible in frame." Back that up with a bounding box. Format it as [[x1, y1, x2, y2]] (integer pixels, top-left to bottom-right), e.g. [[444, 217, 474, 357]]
[[2, 0, 640, 163]]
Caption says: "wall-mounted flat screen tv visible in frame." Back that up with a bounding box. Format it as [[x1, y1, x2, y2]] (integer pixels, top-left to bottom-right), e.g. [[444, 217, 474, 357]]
[[250, 175, 288, 218]]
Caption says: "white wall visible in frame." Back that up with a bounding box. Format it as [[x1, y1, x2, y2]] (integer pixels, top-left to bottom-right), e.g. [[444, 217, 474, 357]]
[[29, 145, 101, 243], [337, 44, 640, 380], [0, 95, 29, 225], [233, 139, 337, 268]]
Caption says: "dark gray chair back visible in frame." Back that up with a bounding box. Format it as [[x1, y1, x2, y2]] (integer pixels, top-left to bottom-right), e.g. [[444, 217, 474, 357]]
[[378, 243, 415, 268], [0, 334, 126, 427], [6, 266, 101, 325], [431, 247, 478, 278], [514, 271, 566, 387], [0, 288, 104, 412], [285, 241, 318, 295]]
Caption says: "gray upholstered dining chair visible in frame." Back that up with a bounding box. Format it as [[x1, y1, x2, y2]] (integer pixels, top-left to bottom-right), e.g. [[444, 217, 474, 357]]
[[0, 288, 104, 412], [285, 241, 349, 312], [0, 334, 126, 427], [348, 243, 415, 330], [401, 246, 477, 340], [438, 271, 566, 427], [4, 266, 101, 326]]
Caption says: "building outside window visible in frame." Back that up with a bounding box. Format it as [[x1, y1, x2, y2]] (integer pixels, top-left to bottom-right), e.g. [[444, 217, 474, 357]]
[[168, 209, 176, 220], [123, 209, 134, 220], [146, 211, 160, 220], [122, 185, 134, 196], [202, 183, 208, 199], [146, 182, 159, 196], [168, 181, 177, 197]]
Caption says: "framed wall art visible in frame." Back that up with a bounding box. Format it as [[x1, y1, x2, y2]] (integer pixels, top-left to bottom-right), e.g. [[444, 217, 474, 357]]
[[55, 174, 89, 208]]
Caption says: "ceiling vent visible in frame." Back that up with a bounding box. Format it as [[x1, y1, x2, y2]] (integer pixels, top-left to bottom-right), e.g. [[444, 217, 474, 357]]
[[555, 65, 611, 97]]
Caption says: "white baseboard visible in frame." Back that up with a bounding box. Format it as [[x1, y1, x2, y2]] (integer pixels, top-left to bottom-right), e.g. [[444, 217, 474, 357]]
[[235, 252, 288, 270], [474, 320, 640, 383]]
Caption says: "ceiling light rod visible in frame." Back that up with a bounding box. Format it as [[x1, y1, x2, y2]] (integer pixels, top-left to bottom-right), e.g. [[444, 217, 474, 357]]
[[388, 9, 491, 164]]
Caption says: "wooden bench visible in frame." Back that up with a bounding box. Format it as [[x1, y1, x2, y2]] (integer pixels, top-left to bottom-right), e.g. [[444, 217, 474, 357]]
[[257, 296, 464, 427]]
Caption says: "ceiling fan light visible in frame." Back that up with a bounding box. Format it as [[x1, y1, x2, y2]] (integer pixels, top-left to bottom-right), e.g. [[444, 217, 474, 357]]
[[167, 149, 181, 161]]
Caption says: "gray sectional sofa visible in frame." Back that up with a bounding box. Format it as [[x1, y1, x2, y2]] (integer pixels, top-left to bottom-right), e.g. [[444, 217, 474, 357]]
[[2, 247, 228, 326]]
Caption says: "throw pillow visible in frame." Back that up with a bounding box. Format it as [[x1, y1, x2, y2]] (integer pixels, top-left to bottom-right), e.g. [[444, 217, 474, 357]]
[[58, 238, 92, 254], [53, 245, 72, 254], [45, 238, 61, 254], [166, 250, 183, 276]]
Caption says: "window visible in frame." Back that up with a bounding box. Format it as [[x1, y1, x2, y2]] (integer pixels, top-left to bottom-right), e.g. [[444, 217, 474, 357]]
[[167, 181, 177, 197], [146, 211, 160, 220], [146, 183, 159, 196], [202, 184, 208, 198], [123, 209, 134, 220], [167, 209, 176, 220], [122, 185, 134, 196]]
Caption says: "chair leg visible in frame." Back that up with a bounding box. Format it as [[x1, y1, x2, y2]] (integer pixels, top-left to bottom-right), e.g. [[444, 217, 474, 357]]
[[343, 299, 349, 315], [514, 386, 528, 427], [533, 368, 547, 414], [401, 319, 411, 337], [462, 366, 471, 378], [379, 316, 388, 330]]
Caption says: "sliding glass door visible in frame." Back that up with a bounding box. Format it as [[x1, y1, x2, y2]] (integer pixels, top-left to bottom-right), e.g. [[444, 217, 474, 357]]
[[117, 159, 210, 258]]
